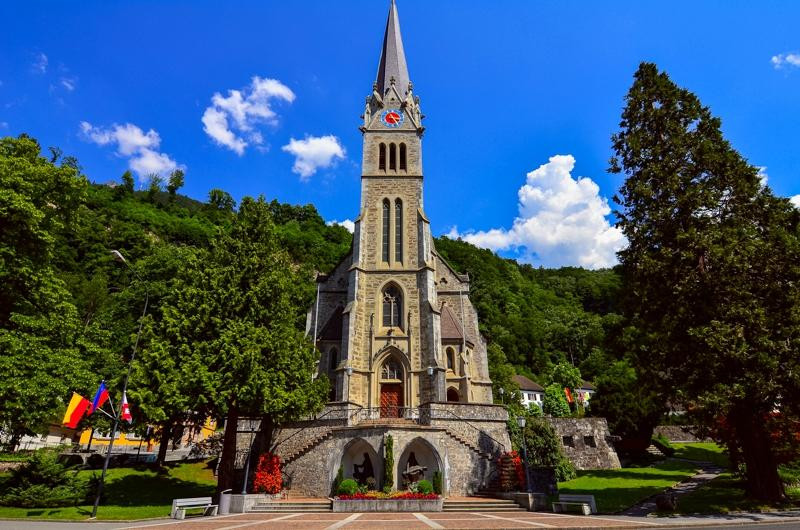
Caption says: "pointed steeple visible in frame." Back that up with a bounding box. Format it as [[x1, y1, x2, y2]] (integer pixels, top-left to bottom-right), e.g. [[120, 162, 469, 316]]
[[375, 0, 410, 98]]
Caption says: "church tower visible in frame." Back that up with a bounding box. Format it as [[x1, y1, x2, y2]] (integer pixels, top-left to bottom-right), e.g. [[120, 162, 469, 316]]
[[311, 0, 494, 412]]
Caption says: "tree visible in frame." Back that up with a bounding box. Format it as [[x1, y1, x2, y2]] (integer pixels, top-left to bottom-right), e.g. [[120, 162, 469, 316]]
[[542, 383, 570, 417], [146, 174, 163, 203], [207, 188, 235, 212], [0, 136, 97, 447], [147, 196, 328, 492], [115, 170, 135, 199], [166, 169, 185, 203], [548, 362, 582, 391], [611, 62, 800, 501]]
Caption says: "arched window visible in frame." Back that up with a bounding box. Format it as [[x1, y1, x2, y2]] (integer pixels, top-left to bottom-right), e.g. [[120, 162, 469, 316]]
[[389, 143, 397, 170], [329, 347, 338, 372], [382, 284, 403, 329], [447, 388, 460, 402], [378, 143, 386, 171], [399, 143, 407, 171], [381, 359, 402, 380], [382, 199, 390, 262], [394, 199, 403, 263], [446, 347, 455, 371]]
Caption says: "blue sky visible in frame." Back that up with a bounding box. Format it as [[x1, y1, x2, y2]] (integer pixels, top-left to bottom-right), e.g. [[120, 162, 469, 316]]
[[2, 0, 799, 268]]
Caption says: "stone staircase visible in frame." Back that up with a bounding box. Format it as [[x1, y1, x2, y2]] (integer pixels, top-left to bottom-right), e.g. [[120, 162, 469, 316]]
[[443, 428, 494, 461], [249, 499, 332, 513], [646, 444, 665, 457], [443, 498, 527, 512], [280, 430, 333, 465]]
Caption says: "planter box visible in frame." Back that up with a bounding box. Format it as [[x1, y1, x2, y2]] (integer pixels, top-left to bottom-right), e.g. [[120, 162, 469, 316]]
[[333, 498, 443, 512]]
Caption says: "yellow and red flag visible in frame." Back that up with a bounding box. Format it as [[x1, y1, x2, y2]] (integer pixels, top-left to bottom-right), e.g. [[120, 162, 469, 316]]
[[62, 393, 91, 429], [564, 387, 574, 404]]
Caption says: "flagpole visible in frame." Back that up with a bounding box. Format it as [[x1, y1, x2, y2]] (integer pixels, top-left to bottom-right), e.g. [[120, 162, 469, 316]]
[[91, 250, 149, 519]]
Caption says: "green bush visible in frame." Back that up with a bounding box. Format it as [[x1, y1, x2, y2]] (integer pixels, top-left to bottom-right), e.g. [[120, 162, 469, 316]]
[[337, 478, 359, 496], [432, 471, 443, 494], [417, 479, 433, 494], [384, 435, 394, 490], [331, 465, 344, 496], [0, 448, 92, 508]]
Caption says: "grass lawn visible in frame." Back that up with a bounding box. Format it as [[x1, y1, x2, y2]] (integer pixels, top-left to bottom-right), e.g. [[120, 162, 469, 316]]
[[672, 442, 730, 468], [674, 472, 800, 514], [557, 459, 699, 513], [0, 461, 216, 521]]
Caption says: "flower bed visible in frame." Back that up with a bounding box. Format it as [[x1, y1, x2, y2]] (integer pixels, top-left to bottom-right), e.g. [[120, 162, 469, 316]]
[[337, 492, 439, 500]]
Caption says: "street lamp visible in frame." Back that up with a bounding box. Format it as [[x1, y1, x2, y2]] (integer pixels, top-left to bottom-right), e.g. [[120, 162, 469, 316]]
[[498, 387, 505, 404], [91, 250, 149, 519], [426, 366, 434, 377], [516, 416, 531, 493]]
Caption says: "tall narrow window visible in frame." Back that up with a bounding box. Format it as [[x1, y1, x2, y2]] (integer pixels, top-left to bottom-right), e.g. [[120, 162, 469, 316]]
[[395, 198, 403, 263], [382, 284, 403, 328], [329, 347, 338, 372], [389, 143, 397, 170], [446, 347, 455, 371], [378, 143, 386, 171], [399, 143, 407, 171], [382, 199, 390, 262]]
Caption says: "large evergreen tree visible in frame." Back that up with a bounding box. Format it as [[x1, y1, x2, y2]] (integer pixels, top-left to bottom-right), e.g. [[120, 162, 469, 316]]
[[611, 63, 800, 500]]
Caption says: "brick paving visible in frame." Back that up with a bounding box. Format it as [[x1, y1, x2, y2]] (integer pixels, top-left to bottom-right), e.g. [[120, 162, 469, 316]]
[[127, 511, 655, 529]]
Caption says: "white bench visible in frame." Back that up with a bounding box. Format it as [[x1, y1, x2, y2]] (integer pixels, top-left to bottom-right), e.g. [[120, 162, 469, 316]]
[[552, 494, 596, 515], [171, 496, 218, 519]]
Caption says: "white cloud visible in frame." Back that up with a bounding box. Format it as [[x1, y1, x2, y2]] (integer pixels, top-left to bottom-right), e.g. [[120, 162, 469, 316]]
[[790, 195, 800, 208], [282, 135, 346, 181], [32, 53, 48, 74], [60, 77, 76, 91], [771, 52, 800, 69], [80, 121, 183, 181], [202, 76, 295, 155], [326, 219, 355, 233], [757, 166, 768, 187], [449, 154, 626, 269]]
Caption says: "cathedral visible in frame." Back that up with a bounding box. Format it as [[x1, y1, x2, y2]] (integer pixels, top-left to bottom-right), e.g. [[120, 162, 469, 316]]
[[245, 0, 511, 497]]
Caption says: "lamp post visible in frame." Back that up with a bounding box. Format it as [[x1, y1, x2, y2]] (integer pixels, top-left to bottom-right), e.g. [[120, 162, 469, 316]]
[[498, 387, 505, 404], [241, 419, 259, 494], [516, 416, 531, 493], [91, 250, 149, 519]]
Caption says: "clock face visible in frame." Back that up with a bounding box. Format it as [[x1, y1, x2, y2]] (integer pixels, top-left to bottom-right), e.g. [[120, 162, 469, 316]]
[[381, 109, 404, 128]]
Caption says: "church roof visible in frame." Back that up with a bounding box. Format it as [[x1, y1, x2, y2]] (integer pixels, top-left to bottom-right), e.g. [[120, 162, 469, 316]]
[[375, 0, 410, 98], [440, 304, 464, 341], [318, 306, 344, 341]]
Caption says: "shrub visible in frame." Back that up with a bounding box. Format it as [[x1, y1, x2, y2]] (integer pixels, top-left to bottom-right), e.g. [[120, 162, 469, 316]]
[[432, 471, 443, 494], [252, 453, 282, 494], [0, 448, 90, 507], [417, 479, 433, 494], [384, 435, 394, 490], [522, 417, 576, 482], [331, 465, 344, 496], [337, 478, 359, 496], [542, 383, 570, 417], [365, 476, 376, 490]]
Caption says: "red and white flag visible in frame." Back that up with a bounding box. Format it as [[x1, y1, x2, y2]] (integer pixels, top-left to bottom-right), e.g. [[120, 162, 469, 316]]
[[121, 392, 133, 423]]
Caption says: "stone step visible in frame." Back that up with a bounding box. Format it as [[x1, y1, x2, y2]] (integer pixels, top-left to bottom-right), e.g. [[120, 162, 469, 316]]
[[250, 507, 332, 512], [443, 506, 527, 512]]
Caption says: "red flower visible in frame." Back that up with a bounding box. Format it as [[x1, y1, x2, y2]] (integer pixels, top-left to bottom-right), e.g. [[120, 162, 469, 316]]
[[252, 453, 282, 494]]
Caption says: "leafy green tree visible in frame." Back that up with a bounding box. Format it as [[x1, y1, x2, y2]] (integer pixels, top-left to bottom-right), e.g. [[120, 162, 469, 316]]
[[520, 418, 575, 482], [166, 169, 185, 203], [207, 188, 235, 212], [611, 62, 800, 501], [542, 383, 570, 417], [148, 196, 328, 492], [0, 136, 96, 447], [146, 174, 163, 203], [548, 362, 582, 391]]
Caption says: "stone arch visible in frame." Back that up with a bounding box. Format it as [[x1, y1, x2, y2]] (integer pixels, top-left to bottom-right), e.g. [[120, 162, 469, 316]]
[[339, 437, 382, 488], [378, 280, 405, 331], [446, 387, 460, 402], [397, 436, 442, 489], [373, 346, 411, 416]]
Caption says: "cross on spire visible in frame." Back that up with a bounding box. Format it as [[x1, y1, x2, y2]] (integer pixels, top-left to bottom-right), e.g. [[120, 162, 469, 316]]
[[375, 0, 410, 98]]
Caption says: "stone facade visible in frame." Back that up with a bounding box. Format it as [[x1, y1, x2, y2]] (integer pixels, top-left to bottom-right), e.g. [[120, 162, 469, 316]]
[[237, 1, 510, 498], [547, 418, 621, 470], [653, 425, 711, 443]]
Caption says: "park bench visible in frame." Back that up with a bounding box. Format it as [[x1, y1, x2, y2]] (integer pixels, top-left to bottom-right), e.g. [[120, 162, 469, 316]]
[[552, 494, 596, 515], [171, 496, 218, 519]]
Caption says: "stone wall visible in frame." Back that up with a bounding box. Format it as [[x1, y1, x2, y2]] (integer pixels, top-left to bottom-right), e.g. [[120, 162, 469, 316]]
[[653, 425, 711, 443], [547, 417, 621, 470]]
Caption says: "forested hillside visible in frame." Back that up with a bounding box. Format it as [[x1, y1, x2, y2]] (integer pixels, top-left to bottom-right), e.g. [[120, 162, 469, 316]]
[[0, 133, 620, 447]]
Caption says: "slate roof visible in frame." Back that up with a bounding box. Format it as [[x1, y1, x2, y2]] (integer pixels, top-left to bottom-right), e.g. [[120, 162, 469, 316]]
[[318, 306, 344, 341], [375, 0, 410, 97], [512, 375, 545, 392], [440, 304, 464, 341], [580, 380, 596, 391]]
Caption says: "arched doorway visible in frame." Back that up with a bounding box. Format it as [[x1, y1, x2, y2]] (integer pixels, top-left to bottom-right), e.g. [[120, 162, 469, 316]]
[[380, 358, 404, 418], [446, 387, 460, 402], [340, 438, 382, 487], [397, 437, 442, 490]]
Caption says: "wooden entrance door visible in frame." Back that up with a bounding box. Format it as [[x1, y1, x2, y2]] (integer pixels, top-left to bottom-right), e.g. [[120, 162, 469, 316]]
[[380, 383, 403, 418]]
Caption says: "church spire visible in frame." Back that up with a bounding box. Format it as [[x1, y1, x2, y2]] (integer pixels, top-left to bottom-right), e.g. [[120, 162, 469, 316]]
[[375, 0, 410, 98]]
